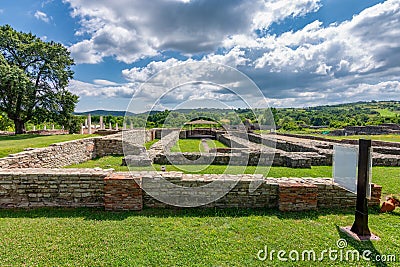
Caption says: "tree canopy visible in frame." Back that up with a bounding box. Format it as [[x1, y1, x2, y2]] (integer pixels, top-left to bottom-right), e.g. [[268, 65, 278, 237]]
[[0, 25, 78, 134]]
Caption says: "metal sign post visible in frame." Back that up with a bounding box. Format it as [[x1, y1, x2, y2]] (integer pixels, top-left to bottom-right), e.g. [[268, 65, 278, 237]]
[[350, 139, 371, 236], [340, 139, 380, 241]]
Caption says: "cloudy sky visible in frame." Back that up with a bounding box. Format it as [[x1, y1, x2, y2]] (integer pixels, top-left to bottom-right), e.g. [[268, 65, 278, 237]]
[[1, 0, 399, 112]]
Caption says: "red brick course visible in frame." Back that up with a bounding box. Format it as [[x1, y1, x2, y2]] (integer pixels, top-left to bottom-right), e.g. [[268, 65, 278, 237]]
[[278, 183, 318, 211], [104, 172, 142, 211]]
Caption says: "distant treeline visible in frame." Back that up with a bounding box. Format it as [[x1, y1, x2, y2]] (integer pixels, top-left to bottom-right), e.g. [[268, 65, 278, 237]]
[[1, 101, 399, 132]]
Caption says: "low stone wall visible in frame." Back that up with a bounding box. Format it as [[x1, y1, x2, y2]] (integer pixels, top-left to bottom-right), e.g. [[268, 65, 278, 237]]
[[0, 169, 382, 211], [152, 152, 312, 168], [278, 183, 317, 211], [294, 178, 382, 208], [0, 138, 96, 168], [27, 130, 69, 135], [0, 168, 108, 208], [153, 128, 181, 139], [147, 131, 180, 160], [95, 137, 145, 157], [278, 133, 400, 148], [0, 131, 150, 169], [121, 129, 153, 145], [344, 125, 400, 135], [104, 172, 142, 211], [373, 153, 400, 166]]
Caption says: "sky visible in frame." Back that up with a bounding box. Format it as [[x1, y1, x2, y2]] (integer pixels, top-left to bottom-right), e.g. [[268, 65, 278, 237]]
[[0, 0, 399, 112]]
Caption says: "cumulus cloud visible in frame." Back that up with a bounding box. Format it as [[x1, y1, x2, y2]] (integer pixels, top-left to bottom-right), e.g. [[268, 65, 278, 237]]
[[65, 0, 321, 64], [68, 79, 135, 98], [34, 10, 50, 23], [65, 0, 400, 108]]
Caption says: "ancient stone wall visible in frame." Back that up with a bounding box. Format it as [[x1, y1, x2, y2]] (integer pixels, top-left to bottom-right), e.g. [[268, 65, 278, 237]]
[[104, 172, 142, 211], [0, 169, 382, 211], [152, 152, 313, 168], [278, 132, 400, 148], [0, 138, 96, 169], [0, 131, 151, 169], [345, 125, 400, 135], [147, 131, 180, 160], [0, 168, 107, 208]]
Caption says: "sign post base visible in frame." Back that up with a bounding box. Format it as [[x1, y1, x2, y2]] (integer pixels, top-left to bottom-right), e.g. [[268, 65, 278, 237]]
[[340, 226, 380, 241]]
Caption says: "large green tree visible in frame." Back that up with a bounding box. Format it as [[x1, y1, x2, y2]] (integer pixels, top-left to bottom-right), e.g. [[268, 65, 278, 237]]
[[0, 25, 77, 134]]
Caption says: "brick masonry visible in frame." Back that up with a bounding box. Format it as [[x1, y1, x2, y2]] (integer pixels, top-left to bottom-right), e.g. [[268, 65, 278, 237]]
[[104, 172, 142, 211], [279, 183, 318, 211], [0, 169, 382, 211]]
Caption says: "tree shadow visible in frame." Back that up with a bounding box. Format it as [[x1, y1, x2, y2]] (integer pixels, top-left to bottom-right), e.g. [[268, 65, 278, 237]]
[[0, 206, 383, 221], [335, 225, 389, 267], [0, 134, 45, 141]]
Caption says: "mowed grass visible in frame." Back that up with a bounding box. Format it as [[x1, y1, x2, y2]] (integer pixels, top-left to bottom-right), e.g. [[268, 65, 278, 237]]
[[0, 207, 399, 266], [66, 157, 400, 197], [0, 134, 99, 158], [170, 139, 227, 152], [206, 139, 227, 149], [171, 139, 204, 152], [144, 138, 160, 150], [375, 108, 398, 117], [313, 134, 400, 143]]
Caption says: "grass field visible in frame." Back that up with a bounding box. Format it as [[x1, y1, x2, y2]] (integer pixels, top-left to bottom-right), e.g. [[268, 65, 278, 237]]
[[3, 136, 400, 266], [144, 139, 160, 150], [0, 134, 99, 158], [375, 108, 398, 117], [66, 157, 400, 197], [206, 139, 227, 149], [170, 139, 227, 152], [313, 134, 400, 143], [0, 207, 398, 266]]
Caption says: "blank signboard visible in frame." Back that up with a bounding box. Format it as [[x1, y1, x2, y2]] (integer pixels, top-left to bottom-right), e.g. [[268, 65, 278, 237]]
[[333, 144, 372, 199], [333, 144, 358, 194]]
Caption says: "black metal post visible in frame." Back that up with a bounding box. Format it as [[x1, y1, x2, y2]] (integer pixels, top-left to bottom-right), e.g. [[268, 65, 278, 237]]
[[350, 139, 371, 237]]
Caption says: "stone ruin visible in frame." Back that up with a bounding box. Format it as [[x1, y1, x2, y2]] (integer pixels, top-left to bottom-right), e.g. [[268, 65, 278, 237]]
[[1, 128, 396, 211]]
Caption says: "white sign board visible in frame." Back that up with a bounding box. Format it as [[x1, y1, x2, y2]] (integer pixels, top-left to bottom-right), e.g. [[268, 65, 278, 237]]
[[333, 144, 372, 199], [333, 145, 358, 194]]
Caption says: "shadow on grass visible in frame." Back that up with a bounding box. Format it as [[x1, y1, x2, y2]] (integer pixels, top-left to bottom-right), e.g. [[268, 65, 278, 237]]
[[0, 206, 384, 222], [0, 134, 42, 141], [335, 225, 389, 267]]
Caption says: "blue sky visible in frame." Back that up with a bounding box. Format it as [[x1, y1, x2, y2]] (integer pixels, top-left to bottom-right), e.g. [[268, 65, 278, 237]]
[[1, 0, 399, 112]]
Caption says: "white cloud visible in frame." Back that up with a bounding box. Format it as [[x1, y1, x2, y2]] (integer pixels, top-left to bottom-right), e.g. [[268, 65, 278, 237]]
[[68, 79, 135, 98], [252, 0, 321, 30], [41, 0, 54, 8], [122, 58, 185, 82], [65, 0, 400, 108], [65, 0, 321, 64], [34, 10, 50, 23], [69, 40, 102, 64], [93, 79, 120, 86]]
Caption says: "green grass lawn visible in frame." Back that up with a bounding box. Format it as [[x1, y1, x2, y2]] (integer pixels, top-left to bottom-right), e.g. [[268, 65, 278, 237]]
[[312, 134, 400, 143], [0, 207, 398, 266], [0, 134, 99, 158], [206, 139, 227, 149], [170, 139, 227, 152], [171, 139, 204, 152], [375, 108, 398, 117], [144, 139, 160, 150], [66, 157, 400, 197]]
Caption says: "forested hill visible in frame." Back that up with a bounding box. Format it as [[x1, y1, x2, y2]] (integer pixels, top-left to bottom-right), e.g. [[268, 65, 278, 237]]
[[272, 100, 400, 130], [74, 101, 400, 130]]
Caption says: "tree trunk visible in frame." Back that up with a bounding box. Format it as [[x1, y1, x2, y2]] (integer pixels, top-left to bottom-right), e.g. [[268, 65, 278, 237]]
[[14, 119, 26, 134]]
